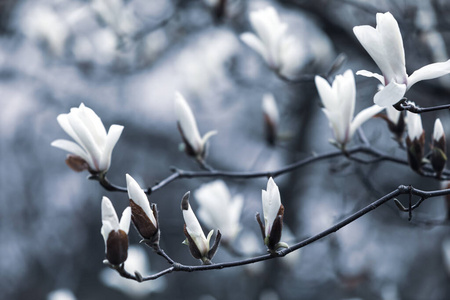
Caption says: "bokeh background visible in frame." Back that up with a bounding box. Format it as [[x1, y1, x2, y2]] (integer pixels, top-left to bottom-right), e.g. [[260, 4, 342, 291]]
[[2, 0, 450, 299]]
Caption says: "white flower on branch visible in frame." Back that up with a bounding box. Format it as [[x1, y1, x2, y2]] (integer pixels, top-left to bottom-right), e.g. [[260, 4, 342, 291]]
[[51, 103, 123, 174], [240, 6, 301, 78], [262, 93, 280, 145], [353, 12, 450, 107], [315, 70, 383, 148], [431, 118, 447, 176], [101, 196, 131, 266], [100, 245, 166, 298], [181, 191, 221, 264], [126, 174, 159, 245], [256, 177, 286, 251], [175, 92, 217, 160], [194, 180, 243, 244], [405, 109, 425, 172]]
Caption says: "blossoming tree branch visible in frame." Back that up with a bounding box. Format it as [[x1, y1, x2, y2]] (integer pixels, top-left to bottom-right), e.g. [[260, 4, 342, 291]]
[[52, 8, 450, 282]]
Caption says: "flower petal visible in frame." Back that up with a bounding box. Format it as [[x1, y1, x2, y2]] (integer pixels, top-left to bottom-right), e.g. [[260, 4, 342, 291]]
[[376, 12, 406, 83], [119, 207, 131, 234], [315, 75, 338, 110], [406, 110, 423, 140], [262, 177, 281, 237], [101, 196, 119, 246], [355, 70, 384, 84], [126, 174, 156, 226], [373, 81, 406, 107], [175, 92, 203, 154], [98, 124, 124, 172], [51, 139, 91, 164], [349, 104, 384, 138], [407, 59, 450, 88], [433, 118, 445, 141]]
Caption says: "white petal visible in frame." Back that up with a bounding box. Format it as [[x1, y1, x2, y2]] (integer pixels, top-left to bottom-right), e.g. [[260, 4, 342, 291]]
[[101, 196, 119, 246], [262, 177, 281, 237], [322, 108, 348, 145], [406, 110, 423, 140], [56, 113, 85, 148], [240, 33, 269, 64], [174, 92, 203, 154], [338, 70, 356, 129], [119, 207, 131, 234], [183, 202, 206, 241], [407, 59, 450, 88], [386, 105, 401, 124], [373, 81, 406, 107], [200, 130, 217, 149], [126, 174, 156, 226], [67, 111, 102, 169], [315, 75, 338, 111], [433, 118, 445, 141], [349, 104, 384, 139], [353, 25, 394, 80], [376, 12, 407, 83], [98, 124, 124, 172], [51, 139, 91, 165], [262, 93, 279, 125], [355, 70, 385, 84], [77, 103, 107, 147]]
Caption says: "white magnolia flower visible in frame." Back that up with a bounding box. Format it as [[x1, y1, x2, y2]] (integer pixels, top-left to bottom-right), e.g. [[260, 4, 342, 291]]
[[101, 196, 131, 265], [406, 110, 423, 141], [174, 92, 217, 159], [433, 118, 445, 141], [353, 12, 450, 107], [181, 192, 220, 264], [240, 6, 300, 78], [256, 177, 285, 251], [126, 174, 159, 242], [51, 103, 123, 174], [100, 245, 166, 298], [315, 70, 383, 147], [194, 180, 243, 243]]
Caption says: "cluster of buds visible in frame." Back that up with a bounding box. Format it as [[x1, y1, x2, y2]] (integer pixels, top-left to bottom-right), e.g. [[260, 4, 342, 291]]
[[405, 110, 447, 175], [378, 105, 405, 144], [256, 177, 287, 252]]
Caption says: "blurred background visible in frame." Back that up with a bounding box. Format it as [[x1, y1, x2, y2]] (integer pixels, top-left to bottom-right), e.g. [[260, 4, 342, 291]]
[[2, 0, 450, 299]]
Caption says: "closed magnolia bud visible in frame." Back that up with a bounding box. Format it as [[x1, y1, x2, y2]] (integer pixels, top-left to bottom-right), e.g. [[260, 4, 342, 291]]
[[181, 191, 221, 264], [262, 94, 279, 145], [101, 197, 131, 265], [406, 111, 425, 172], [431, 119, 447, 176], [126, 174, 160, 245], [256, 177, 286, 252]]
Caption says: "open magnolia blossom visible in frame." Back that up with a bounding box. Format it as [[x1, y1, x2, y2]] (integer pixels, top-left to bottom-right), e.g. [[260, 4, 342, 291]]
[[175, 92, 217, 160], [353, 12, 450, 107], [315, 70, 384, 147], [262, 93, 279, 145], [256, 177, 286, 251], [194, 180, 243, 244], [181, 191, 221, 264], [101, 196, 131, 265], [126, 174, 159, 244], [405, 109, 425, 172], [431, 118, 447, 175], [240, 6, 300, 78], [51, 103, 124, 174]]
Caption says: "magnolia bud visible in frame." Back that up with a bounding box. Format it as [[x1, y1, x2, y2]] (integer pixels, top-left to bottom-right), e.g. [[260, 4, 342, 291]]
[[126, 174, 160, 245], [262, 94, 279, 145], [431, 119, 447, 176], [101, 197, 131, 265], [406, 111, 425, 172]]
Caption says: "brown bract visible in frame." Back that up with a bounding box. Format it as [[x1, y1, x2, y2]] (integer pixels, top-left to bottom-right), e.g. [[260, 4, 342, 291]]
[[130, 200, 159, 243], [406, 131, 425, 173], [106, 229, 129, 265]]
